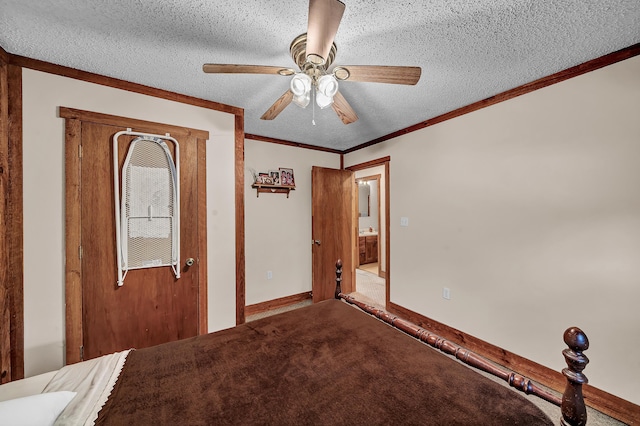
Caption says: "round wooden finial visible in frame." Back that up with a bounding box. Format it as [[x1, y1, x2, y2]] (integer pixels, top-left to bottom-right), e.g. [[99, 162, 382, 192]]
[[564, 327, 589, 352], [336, 259, 342, 269], [561, 327, 589, 425]]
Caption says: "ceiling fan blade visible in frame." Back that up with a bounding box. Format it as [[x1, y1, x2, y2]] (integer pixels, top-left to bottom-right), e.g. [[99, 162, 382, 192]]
[[331, 91, 358, 124], [306, 0, 345, 65], [333, 65, 422, 85], [260, 90, 294, 120], [203, 64, 295, 76]]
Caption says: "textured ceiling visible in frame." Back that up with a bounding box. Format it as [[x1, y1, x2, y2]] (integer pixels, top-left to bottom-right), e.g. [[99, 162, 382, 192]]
[[1, 0, 639, 151]]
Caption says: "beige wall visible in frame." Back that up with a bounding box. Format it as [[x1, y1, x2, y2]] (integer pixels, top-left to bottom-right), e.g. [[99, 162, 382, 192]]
[[244, 139, 338, 305], [21, 69, 237, 377], [345, 55, 640, 405]]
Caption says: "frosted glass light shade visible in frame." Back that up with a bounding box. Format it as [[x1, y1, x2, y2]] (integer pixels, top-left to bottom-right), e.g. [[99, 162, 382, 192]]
[[290, 73, 312, 97], [293, 92, 310, 108], [315, 90, 333, 109], [317, 75, 339, 98]]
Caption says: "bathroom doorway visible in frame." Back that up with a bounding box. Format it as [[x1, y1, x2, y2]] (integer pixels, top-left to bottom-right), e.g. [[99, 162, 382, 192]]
[[357, 174, 381, 276], [346, 157, 389, 310]]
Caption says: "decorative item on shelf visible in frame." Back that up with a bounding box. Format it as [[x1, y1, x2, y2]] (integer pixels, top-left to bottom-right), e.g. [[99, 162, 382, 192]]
[[279, 167, 295, 187], [250, 167, 296, 198], [248, 167, 259, 182], [258, 172, 273, 185]]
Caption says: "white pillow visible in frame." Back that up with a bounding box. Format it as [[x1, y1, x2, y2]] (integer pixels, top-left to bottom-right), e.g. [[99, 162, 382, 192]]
[[0, 391, 76, 426]]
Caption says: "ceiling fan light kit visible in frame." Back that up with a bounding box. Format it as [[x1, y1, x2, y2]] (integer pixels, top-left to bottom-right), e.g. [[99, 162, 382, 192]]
[[203, 0, 421, 124], [290, 71, 339, 110]]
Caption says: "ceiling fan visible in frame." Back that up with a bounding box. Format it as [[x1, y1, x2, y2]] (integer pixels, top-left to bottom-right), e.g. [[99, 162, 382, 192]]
[[202, 0, 421, 125]]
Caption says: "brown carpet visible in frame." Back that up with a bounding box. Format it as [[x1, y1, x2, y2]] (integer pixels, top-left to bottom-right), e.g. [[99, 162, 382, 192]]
[[96, 300, 553, 425]]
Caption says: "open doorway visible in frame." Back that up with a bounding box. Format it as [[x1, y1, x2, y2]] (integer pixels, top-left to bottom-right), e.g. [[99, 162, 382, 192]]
[[346, 157, 390, 310], [357, 174, 381, 276]]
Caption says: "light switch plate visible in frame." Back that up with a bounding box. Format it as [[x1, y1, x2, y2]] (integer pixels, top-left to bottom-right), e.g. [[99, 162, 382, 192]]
[[443, 287, 451, 300], [400, 217, 409, 227]]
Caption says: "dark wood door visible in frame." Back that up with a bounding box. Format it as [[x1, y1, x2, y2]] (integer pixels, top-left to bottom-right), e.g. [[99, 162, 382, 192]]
[[311, 166, 354, 302], [80, 121, 200, 360]]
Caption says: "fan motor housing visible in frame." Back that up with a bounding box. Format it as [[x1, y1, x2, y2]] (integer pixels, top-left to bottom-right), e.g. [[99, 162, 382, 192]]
[[290, 33, 337, 73]]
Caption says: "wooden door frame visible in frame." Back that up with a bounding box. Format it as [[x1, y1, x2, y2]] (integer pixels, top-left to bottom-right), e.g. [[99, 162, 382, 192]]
[[345, 157, 390, 308], [61, 107, 209, 364], [0, 50, 24, 382]]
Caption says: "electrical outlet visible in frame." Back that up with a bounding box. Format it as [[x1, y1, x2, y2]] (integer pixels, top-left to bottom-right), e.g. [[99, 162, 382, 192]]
[[267, 271, 273, 280], [400, 217, 409, 227], [442, 287, 451, 300]]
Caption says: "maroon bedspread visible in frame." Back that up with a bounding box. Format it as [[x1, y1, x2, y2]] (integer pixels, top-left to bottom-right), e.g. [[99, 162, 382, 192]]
[[95, 299, 554, 425]]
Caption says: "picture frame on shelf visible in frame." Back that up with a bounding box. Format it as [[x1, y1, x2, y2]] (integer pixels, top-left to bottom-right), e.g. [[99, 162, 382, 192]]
[[269, 170, 281, 185], [279, 168, 295, 187], [256, 172, 273, 185]]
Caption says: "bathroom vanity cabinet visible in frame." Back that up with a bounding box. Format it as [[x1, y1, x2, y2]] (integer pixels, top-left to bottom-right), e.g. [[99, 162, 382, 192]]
[[358, 234, 378, 265]]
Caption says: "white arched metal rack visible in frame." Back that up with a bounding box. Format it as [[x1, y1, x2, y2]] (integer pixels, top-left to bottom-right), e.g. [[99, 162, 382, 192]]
[[113, 129, 180, 287]]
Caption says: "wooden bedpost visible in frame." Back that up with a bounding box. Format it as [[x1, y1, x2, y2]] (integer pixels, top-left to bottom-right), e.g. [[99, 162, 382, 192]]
[[337, 287, 598, 424], [560, 327, 589, 426], [334, 259, 342, 299]]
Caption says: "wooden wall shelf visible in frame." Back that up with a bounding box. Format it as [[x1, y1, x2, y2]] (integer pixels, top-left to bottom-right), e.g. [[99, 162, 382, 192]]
[[252, 183, 296, 198]]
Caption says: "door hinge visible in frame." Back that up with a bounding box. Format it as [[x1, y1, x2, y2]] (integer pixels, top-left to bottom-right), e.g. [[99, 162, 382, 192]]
[[79, 245, 83, 259], [78, 145, 82, 158], [80, 345, 84, 361]]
